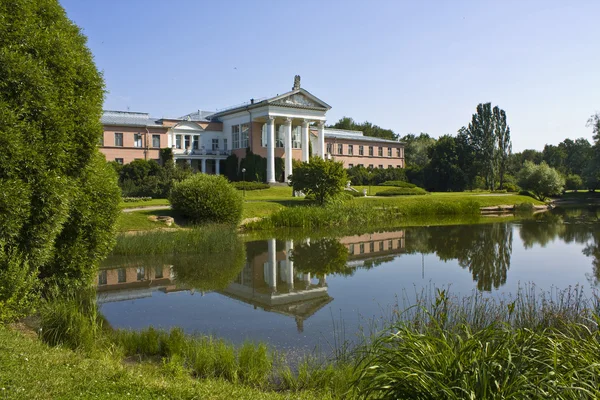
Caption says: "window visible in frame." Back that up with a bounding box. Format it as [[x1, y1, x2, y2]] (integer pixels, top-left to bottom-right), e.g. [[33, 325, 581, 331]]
[[368, 164, 373, 169], [212, 138, 219, 151], [379, 165, 384, 169], [136, 267, 145, 281], [134, 133, 142, 148], [388, 240, 393, 249], [378, 147, 383, 157], [397, 148, 401, 158], [348, 164, 354, 168], [223, 139, 228, 151], [154, 266, 163, 279], [184, 135, 191, 149], [337, 144, 343, 155], [117, 268, 126, 283], [261, 124, 267, 147], [326, 143, 333, 154], [292, 126, 301, 148], [192, 136, 199, 150], [275, 125, 284, 148], [232, 125, 240, 149], [152, 135, 160, 148], [369, 242, 375, 252], [241, 123, 249, 148], [379, 241, 384, 251], [115, 158, 123, 165], [348, 145, 354, 155], [98, 270, 107, 285], [348, 244, 355, 255], [114, 132, 123, 147], [175, 135, 182, 149], [359, 146, 364, 156], [359, 164, 364, 167], [369, 146, 374, 156], [359, 243, 365, 254], [98, 135, 104, 146]]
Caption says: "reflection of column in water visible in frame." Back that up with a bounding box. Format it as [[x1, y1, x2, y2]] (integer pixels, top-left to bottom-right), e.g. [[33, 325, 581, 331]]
[[267, 238, 277, 291], [319, 274, 327, 287], [286, 240, 294, 290]]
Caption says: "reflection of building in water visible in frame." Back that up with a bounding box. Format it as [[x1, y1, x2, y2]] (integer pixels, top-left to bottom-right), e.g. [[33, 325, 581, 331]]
[[96, 264, 177, 303], [96, 231, 405, 329], [221, 239, 331, 332], [341, 231, 405, 265]]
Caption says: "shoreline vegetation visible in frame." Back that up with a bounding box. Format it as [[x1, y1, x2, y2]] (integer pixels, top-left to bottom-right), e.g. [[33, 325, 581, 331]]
[[117, 186, 545, 232], [3, 286, 599, 399]]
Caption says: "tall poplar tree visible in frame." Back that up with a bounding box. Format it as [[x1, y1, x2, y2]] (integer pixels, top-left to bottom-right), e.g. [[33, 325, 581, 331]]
[[494, 106, 512, 189]]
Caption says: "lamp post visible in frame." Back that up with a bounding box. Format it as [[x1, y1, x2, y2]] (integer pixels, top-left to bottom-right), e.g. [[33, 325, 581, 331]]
[[241, 168, 246, 198]]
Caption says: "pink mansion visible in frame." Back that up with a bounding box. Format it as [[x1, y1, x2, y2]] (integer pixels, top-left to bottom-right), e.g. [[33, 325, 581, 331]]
[[99, 77, 404, 183]]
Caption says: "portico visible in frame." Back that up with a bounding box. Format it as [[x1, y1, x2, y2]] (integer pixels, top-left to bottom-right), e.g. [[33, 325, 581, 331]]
[[209, 76, 331, 183]]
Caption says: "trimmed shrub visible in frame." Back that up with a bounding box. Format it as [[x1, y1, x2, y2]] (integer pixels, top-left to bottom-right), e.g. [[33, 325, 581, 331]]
[[232, 181, 270, 191], [169, 174, 243, 224], [379, 181, 417, 188], [375, 187, 428, 196]]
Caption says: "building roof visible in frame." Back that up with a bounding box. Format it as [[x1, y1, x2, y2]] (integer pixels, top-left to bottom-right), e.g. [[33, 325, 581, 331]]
[[178, 110, 215, 122], [101, 110, 164, 128], [209, 88, 331, 120], [323, 128, 402, 144]]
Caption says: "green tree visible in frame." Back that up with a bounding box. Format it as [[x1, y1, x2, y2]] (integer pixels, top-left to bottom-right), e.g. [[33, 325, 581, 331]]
[[290, 238, 352, 276], [0, 0, 119, 319], [329, 117, 398, 140], [518, 161, 565, 201], [425, 135, 467, 191], [559, 138, 592, 176], [564, 174, 583, 192], [494, 107, 512, 189], [584, 113, 600, 190], [289, 157, 347, 205], [542, 144, 567, 173]]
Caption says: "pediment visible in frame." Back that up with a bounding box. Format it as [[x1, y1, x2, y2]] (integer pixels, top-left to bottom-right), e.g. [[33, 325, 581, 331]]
[[172, 121, 204, 131], [269, 89, 331, 110]]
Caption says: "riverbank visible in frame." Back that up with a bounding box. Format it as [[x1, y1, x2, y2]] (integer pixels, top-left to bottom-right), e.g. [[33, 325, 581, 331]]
[[118, 188, 544, 232]]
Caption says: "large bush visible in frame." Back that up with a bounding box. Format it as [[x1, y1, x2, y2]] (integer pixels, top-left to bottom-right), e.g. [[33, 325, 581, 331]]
[[0, 0, 120, 320], [169, 174, 243, 224], [289, 157, 348, 205]]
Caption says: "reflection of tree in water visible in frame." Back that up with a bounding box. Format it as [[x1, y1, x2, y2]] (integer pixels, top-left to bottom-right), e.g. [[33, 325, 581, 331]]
[[405, 223, 513, 291], [290, 238, 352, 276]]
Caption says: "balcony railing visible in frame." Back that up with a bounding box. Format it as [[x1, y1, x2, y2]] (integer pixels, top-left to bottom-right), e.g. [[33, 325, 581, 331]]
[[175, 148, 231, 156]]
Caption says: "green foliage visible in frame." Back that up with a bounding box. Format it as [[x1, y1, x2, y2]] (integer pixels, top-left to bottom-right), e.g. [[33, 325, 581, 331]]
[[224, 153, 239, 181], [565, 174, 584, 191], [0, 0, 121, 302], [39, 287, 103, 352], [169, 174, 243, 224], [116, 159, 192, 198], [347, 165, 407, 186], [329, 116, 398, 140], [159, 147, 174, 165], [518, 161, 565, 200], [400, 133, 436, 168], [290, 157, 348, 205], [375, 187, 428, 196], [237, 148, 284, 182], [379, 181, 416, 188], [0, 250, 38, 323], [232, 181, 270, 191], [41, 153, 121, 287]]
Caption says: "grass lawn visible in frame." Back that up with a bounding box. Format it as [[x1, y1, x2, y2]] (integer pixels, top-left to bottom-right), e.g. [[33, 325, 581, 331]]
[[119, 198, 169, 209], [0, 327, 326, 400]]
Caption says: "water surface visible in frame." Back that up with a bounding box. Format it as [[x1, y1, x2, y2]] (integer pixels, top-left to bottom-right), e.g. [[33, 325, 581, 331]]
[[98, 208, 600, 352]]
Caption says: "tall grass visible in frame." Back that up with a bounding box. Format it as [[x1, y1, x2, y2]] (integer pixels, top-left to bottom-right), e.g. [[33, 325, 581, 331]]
[[353, 286, 600, 399], [111, 224, 239, 256], [246, 200, 481, 230]]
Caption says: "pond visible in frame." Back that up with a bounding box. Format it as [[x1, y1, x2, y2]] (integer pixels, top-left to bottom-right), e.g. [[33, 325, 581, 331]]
[[97, 207, 600, 353]]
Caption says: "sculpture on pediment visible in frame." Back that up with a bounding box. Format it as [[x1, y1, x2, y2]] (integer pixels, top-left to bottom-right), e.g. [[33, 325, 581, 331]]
[[293, 75, 301, 90]]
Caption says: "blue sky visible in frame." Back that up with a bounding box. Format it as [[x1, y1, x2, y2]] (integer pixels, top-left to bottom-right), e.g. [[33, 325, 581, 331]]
[[59, 0, 600, 151]]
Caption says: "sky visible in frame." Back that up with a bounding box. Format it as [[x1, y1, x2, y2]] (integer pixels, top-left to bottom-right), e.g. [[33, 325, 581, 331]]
[[59, 0, 600, 152]]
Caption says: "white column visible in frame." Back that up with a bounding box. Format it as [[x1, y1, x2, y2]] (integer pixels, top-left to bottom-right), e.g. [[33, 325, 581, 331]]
[[201, 158, 206, 174], [301, 120, 310, 162], [215, 159, 220, 175], [317, 121, 326, 159], [268, 238, 277, 291], [284, 118, 293, 182], [266, 116, 276, 183], [285, 240, 294, 289]]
